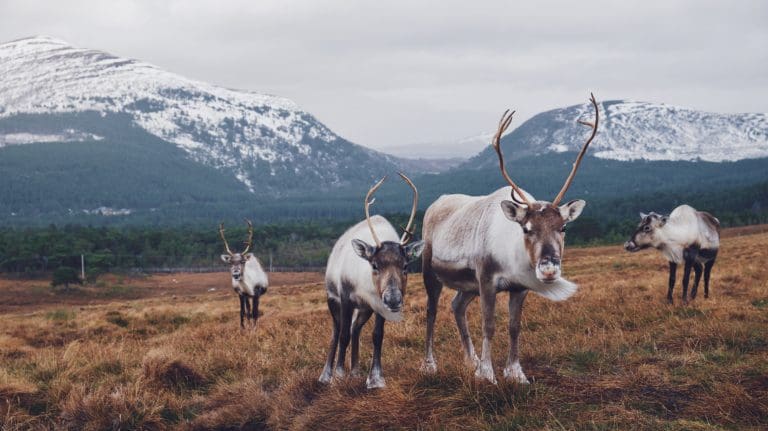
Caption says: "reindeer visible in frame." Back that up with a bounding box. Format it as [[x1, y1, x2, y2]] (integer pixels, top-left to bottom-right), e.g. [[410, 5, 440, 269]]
[[219, 220, 268, 328], [624, 205, 720, 304], [421, 94, 599, 384], [319, 173, 425, 389]]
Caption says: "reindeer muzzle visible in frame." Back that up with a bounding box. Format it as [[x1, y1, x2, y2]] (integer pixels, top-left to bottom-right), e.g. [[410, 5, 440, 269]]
[[624, 240, 640, 252], [536, 256, 561, 283]]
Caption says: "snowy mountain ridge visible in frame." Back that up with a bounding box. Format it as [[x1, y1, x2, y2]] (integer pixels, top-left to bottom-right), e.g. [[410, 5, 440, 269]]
[[465, 99, 768, 169], [0, 36, 387, 192]]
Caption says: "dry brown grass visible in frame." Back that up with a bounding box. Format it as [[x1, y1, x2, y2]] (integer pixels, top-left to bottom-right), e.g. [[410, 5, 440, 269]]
[[1, 228, 767, 430]]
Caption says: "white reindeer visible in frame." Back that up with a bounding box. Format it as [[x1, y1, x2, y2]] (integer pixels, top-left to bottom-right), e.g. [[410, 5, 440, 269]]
[[421, 94, 599, 384], [319, 173, 424, 389], [219, 220, 268, 328], [624, 205, 720, 304]]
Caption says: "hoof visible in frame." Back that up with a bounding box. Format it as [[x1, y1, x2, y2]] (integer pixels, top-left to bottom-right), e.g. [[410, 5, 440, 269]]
[[318, 372, 332, 384], [420, 359, 437, 374], [474, 362, 497, 384], [334, 367, 345, 379], [503, 364, 530, 384], [366, 375, 386, 389]]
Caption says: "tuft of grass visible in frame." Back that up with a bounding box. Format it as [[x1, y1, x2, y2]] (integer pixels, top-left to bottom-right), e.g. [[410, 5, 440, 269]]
[[105, 310, 130, 327], [45, 309, 76, 321]]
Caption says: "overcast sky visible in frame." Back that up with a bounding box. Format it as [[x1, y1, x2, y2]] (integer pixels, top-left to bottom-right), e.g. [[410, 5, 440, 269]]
[[1, 0, 766, 155]]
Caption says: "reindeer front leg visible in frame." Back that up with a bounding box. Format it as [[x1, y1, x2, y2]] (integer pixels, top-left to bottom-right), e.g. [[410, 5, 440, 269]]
[[350, 308, 373, 377], [452, 290, 479, 368], [367, 314, 386, 389], [476, 276, 498, 383], [239, 295, 246, 328], [503, 290, 529, 383], [667, 262, 677, 304]]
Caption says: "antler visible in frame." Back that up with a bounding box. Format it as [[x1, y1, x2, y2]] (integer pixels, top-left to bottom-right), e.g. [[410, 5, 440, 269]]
[[491, 109, 533, 207], [398, 172, 418, 244], [551, 93, 599, 206], [364, 176, 387, 247], [219, 223, 234, 256], [241, 219, 254, 254]]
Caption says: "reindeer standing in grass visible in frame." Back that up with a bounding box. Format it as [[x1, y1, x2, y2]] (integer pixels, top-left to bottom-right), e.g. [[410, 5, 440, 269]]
[[319, 173, 424, 389], [220, 220, 268, 328], [421, 94, 599, 384], [624, 205, 720, 304]]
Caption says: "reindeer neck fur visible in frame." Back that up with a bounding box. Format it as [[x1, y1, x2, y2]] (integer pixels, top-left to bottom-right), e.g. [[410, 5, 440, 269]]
[[326, 215, 403, 321], [234, 257, 268, 297], [654, 205, 721, 264], [427, 186, 577, 301]]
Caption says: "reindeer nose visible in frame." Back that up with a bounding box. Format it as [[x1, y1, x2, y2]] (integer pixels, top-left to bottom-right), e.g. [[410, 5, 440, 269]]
[[624, 241, 635, 251], [540, 256, 561, 266], [383, 289, 402, 310]]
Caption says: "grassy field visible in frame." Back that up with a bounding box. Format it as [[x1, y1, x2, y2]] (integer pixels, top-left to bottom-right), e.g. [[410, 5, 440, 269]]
[[1, 226, 767, 430]]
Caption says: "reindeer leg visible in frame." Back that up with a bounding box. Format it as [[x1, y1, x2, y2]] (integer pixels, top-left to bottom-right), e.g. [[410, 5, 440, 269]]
[[319, 297, 340, 383], [244, 295, 253, 326], [366, 314, 386, 389], [252, 294, 260, 322], [452, 290, 479, 368], [667, 262, 677, 304], [239, 295, 246, 329], [476, 275, 498, 383], [681, 247, 698, 305], [704, 256, 716, 299], [350, 307, 373, 377], [681, 261, 693, 305], [422, 253, 443, 373], [503, 289, 529, 384], [335, 297, 354, 378], [690, 263, 703, 300]]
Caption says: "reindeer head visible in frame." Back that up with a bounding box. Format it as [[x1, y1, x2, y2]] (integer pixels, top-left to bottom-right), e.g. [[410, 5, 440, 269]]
[[624, 212, 668, 252], [492, 94, 598, 283], [352, 173, 425, 313], [219, 220, 254, 284]]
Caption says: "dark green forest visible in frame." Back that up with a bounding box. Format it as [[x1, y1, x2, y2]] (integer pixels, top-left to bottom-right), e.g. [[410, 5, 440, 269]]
[[1, 179, 766, 275]]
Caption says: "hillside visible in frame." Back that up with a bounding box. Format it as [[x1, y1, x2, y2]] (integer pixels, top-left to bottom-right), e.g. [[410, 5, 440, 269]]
[[0, 36, 401, 196], [1, 228, 766, 429]]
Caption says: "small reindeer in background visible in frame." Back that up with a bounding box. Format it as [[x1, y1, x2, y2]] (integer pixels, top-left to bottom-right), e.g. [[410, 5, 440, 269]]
[[624, 205, 720, 304], [319, 173, 424, 389], [220, 220, 268, 328]]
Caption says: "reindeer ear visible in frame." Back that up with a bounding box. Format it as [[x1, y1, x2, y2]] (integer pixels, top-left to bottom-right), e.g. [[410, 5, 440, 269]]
[[639, 212, 648, 219], [243, 253, 255, 260], [559, 199, 586, 223], [501, 200, 527, 223], [221, 254, 232, 263], [351, 239, 375, 261], [404, 240, 425, 261]]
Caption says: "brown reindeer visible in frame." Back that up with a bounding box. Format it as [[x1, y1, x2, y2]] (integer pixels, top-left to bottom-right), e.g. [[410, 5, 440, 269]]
[[319, 173, 424, 389], [421, 94, 599, 383]]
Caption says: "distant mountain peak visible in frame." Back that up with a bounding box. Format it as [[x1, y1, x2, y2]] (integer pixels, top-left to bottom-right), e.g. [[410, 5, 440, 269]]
[[0, 36, 398, 193], [464, 99, 768, 169]]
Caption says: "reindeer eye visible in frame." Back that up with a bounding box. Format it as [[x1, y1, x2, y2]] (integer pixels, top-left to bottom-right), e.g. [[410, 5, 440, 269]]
[[371, 263, 379, 273], [560, 225, 567, 233]]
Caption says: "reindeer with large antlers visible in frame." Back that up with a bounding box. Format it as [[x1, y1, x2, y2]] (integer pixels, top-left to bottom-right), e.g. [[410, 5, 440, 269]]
[[219, 220, 268, 328], [421, 94, 599, 384], [319, 173, 425, 389]]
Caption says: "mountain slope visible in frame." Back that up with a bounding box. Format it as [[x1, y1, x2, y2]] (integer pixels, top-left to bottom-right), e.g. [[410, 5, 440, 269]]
[[464, 99, 768, 169], [0, 36, 399, 194]]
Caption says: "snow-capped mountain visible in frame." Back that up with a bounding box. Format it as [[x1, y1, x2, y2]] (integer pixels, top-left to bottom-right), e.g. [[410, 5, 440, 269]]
[[464, 99, 768, 169], [0, 36, 399, 193]]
